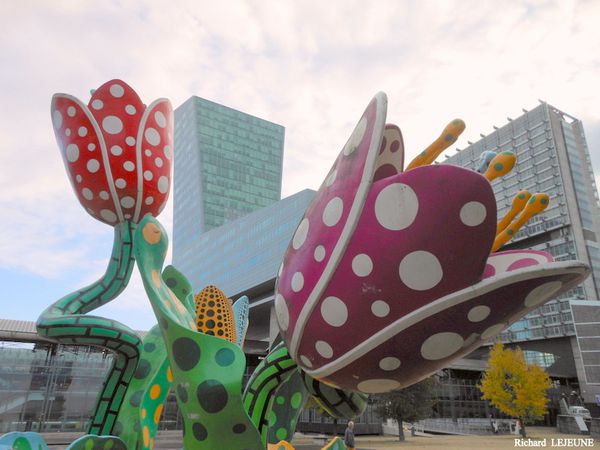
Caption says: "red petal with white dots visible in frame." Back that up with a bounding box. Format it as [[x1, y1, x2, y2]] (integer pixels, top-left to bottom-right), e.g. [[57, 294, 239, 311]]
[[51, 95, 120, 225], [135, 99, 173, 222], [88, 80, 145, 221]]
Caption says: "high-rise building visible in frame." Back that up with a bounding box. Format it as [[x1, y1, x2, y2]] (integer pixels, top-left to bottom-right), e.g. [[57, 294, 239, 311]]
[[172, 96, 285, 260], [445, 102, 600, 404], [173, 189, 315, 354]]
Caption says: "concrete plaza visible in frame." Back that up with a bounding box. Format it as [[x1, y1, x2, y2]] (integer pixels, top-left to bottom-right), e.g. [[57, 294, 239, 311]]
[[36, 427, 599, 449]]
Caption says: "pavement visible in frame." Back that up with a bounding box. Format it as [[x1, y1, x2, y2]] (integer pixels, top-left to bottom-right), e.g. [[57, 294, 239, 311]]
[[34, 427, 600, 449]]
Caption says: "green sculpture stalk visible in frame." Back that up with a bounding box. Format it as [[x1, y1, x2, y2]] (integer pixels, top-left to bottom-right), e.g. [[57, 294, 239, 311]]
[[134, 216, 263, 450], [36, 221, 141, 435]]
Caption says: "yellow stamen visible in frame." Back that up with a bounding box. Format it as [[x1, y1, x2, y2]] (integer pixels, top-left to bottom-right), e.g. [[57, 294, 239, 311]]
[[497, 190, 531, 235], [406, 119, 466, 170], [483, 151, 516, 182], [491, 193, 550, 252]]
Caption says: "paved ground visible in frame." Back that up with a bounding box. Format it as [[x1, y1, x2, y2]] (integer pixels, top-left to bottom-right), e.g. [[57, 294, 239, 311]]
[[37, 427, 599, 449]]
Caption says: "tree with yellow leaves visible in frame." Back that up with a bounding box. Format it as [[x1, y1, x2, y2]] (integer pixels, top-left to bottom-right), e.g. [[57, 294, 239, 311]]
[[479, 342, 551, 438]]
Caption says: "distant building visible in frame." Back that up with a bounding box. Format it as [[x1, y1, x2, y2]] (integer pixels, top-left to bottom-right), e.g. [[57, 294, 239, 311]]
[[172, 96, 285, 261], [445, 102, 600, 406], [175, 189, 315, 354]]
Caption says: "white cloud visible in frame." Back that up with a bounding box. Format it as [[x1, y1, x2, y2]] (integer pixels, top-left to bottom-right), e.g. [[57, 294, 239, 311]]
[[1, 0, 600, 327]]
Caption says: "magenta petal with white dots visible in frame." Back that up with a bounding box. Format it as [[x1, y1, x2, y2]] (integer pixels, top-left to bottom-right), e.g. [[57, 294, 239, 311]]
[[275, 93, 591, 393], [51, 79, 173, 225]]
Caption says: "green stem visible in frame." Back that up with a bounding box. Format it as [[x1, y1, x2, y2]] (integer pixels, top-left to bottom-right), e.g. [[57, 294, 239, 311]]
[[36, 221, 141, 435]]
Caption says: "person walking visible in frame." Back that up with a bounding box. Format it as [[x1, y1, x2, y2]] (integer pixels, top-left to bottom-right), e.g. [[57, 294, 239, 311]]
[[344, 420, 356, 450]]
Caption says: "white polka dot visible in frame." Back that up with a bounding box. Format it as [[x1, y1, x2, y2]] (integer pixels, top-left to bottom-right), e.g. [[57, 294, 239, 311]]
[[78, 126, 88, 137], [343, 116, 367, 156], [145, 149, 152, 157], [325, 169, 337, 187], [468, 305, 491, 322], [155, 157, 163, 168], [320, 296, 348, 327], [524, 281, 563, 307], [115, 178, 126, 189], [481, 324, 506, 340], [352, 254, 373, 277], [158, 176, 169, 194], [123, 161, 135, 172], [144, 170, 153, 181], [421, 332, 464, 360], [145, 128, 160, 146], [66, 144, 79, 163], [300, 355, 313, 368], [100, 209, 117, 223], [65, 128, 71, 136], [87, 159, 100, 173], [460, 201, 487, 227], [375, 183, 419, 231], [124, 214, 132, 219], [379, 357, 401, 371], [110, 145, 123, 156], [275, 294, 289, 331], [81, 188, 93, 200], [125, 136, 136, 146], [291, 272, 304, 292], [67, 106, 76, 117], [371, 300, 390, 317], [76, 175, 82, 183], [53, 110, 63, 129], [357, 379, 401, 394], [315, 340, 333, 358], [145, 196, 154, 205], [109, 84, 124, 97], [120, 196, 135, 208], [314, 245, 326, 262], [102, 116, 123, 134], [125, 104, 136, 115], [155, 111, 167, 128], [164, 145, 172, 160], [99, 191, 109, 200], [91, 99, 103, 110], [322, 197, 343, 227], [292, 218, 309, 250], [87, 143, 96, 151], [399, 251, 443, 291]]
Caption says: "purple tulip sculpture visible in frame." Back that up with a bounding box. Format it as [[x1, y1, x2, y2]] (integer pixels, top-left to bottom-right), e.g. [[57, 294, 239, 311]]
[[275, 92, 590, 394]]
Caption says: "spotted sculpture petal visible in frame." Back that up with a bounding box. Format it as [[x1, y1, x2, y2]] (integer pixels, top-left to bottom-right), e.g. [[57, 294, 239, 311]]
[[275, 93, 590, 393], [51, 79, 173, 225]]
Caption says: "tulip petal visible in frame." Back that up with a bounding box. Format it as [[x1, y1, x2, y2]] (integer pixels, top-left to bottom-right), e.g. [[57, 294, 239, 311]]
[[373, 124, 404, 181], [280, 93, 387, 356], [307, 260, 589, 392], [290, 164, 497, 372], [135, 99, 173, 222], [52, 94, 121, 224], [85, 80, 145, 221]]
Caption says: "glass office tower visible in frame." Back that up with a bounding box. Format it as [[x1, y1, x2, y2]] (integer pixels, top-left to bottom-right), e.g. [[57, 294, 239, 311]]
[[445, 103, 600, 403], [173, 96, 285, 260], [446, 102, 600, 342]]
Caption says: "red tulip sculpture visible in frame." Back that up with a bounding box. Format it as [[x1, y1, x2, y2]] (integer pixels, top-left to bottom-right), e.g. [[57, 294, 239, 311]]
[[52, 79, 173, 224], [37, 80, 173, 435]]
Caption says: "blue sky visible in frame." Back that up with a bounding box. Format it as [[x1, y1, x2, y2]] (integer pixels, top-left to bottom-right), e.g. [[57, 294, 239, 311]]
[[1, 0, 600, 331]]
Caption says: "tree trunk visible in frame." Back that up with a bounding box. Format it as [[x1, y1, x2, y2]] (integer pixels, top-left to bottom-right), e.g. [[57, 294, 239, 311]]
[[397, 417, 405, 441], [519, 418, 527, 438]]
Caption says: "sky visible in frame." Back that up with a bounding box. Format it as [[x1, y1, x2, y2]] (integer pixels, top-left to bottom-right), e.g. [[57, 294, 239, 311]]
[[1, 0, 599, 331]]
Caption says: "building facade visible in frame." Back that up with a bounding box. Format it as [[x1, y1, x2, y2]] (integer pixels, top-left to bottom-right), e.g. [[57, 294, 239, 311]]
[[445, 102, 600, 405], [174, 189, 315, 354], [173, 96, 285, 259]]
